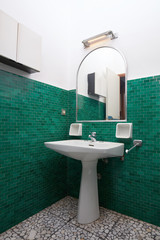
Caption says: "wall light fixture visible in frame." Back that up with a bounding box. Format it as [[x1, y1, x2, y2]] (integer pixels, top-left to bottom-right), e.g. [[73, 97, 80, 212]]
[[82, 30, 118, 48]]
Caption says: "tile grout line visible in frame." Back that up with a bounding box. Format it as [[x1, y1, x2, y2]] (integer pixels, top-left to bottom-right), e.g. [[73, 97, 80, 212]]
[[67, 213, 122, 240], [104, 215, 122, 239], [11, 228, 25, 240], [67, 218, 105, 240], [49, 210, 105, 239], [45, 213, 78, 239], [10, 211, 72, 240], [2, 195, 160, 240]]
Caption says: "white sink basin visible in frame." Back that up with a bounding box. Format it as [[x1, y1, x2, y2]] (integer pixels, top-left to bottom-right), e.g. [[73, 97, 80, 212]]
[[45, 139, 124, 224], [44, 140, 124, 161]]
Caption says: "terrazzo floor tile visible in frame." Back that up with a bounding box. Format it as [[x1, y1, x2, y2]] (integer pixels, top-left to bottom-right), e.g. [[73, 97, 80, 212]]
[[107, 215, 160, 240], [48, 196, 78, 221], [0, 228, 23, 240], [50, 222, 101, 240], [1, 196, 160, 240], [11, 211, 67, 240], [71, 207, 121, 239]]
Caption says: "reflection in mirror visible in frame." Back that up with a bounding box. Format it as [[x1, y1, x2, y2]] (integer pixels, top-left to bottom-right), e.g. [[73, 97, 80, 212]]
[[76, 46, 127, 122]]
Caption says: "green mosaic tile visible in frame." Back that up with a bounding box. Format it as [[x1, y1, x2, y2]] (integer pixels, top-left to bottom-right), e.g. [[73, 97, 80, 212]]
[[0, 70, 68, 233], [77, 94, 105, 120], [68, 76, 160, 227], [0, 70, 160, 233]]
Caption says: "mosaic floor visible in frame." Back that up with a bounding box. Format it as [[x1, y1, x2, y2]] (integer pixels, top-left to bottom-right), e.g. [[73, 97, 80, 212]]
[[1, 196, 160, 240]]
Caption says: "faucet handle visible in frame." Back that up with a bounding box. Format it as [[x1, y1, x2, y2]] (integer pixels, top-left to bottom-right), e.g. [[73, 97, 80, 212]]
[[91, 132, 96, 137]]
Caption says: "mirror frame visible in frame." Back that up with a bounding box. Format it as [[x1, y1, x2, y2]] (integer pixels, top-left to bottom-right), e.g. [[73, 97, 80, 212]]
[[76, 46, 127, 122]]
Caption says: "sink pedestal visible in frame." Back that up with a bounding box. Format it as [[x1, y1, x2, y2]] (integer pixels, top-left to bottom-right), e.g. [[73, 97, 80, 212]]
[[45, 140, 124, 224], [78, 159, 99, 224]]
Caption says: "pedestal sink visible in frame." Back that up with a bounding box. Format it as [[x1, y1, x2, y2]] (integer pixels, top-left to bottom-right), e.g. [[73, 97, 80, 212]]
[[45, 140, 124, 224]]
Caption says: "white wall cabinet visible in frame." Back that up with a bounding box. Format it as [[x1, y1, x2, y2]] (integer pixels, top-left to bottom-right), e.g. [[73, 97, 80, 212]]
[[17, 24, 41, 72], [0, 10, 18, 61], [0, 10, 41, 73]]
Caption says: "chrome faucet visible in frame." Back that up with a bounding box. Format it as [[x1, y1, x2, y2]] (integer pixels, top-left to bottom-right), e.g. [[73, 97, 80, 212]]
[[89, 132, 96, 142]]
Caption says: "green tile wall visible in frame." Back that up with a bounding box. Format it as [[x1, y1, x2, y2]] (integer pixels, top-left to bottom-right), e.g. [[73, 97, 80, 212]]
[[0, 70, 160, 233], [0, 70, 68, 233], [77, 94, 105, 120], [67, 76, 160, 227]]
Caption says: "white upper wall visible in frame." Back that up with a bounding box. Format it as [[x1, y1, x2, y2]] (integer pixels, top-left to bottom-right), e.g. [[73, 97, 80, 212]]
[[0, 0, 71, 90], [0, 0, 160, 90], [68, 0, 160, 89]]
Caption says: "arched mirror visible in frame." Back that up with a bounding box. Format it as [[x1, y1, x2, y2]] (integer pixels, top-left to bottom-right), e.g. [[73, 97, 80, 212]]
[[76, 46, 127, 122]]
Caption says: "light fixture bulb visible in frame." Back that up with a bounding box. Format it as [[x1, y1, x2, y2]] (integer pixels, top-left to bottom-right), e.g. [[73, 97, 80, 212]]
[[82, 31, 118, 48]]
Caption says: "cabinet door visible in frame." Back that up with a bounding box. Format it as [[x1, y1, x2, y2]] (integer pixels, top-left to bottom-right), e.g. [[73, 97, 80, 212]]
[[17, 24, 41, 71], [0, 10, 17, 61], [106, 68, 120, 120]]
